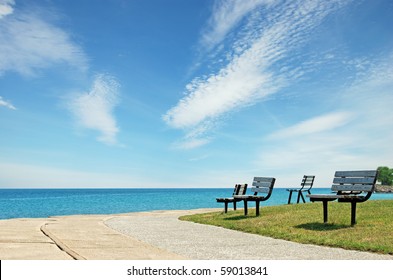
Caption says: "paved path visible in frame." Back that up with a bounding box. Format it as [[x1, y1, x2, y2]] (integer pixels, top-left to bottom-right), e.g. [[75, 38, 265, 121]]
[[1, 209, 392, 260], [106, 209, 393, 260], [0, 218, 73, 260], [0, 214, 184, 260]]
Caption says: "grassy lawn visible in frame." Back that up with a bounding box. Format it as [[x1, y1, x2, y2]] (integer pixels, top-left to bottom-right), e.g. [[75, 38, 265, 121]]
[[180, 200, 393, 255]]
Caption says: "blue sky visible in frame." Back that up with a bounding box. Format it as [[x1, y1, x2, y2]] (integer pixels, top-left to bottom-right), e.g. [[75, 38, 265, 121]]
[[0, 0, 392, 188]]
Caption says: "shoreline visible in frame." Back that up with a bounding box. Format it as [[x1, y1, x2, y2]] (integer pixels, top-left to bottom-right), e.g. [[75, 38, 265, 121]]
[[1, 188, 393, 221], [0, 207, 222, 222]]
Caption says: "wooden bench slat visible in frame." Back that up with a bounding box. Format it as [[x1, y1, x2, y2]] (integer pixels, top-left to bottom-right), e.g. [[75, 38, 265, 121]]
[[307, 194, 340, 199], [331, 184, 374, 192], [234, 195, 255, 199], [301, 176, 315, 185], [237, 184, 247, 195], [308, 194, 367, 200], [216, 198, 236, 202], [303, 177, 315, 183], [335, 170, 377, 177], [253, 177, 275, 182], [333, 177, 376, 184], [250, 187, 270, 193], [252, 181, 274, 188]]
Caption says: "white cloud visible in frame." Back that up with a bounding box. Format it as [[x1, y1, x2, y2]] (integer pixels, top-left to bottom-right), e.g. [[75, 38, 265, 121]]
[[163, 63, 275, 129], [268, 111, 353, 139], [0, 0, 14, 18], [0, 96, 16, 110], [163, 0, 350, 148], [0, 4, 87, 76], [68, 74, 121, 145], [201, 0, 269, 49], [173, 138, 211, 150]]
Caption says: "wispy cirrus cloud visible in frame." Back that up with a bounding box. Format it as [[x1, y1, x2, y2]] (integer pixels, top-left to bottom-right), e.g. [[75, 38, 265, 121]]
[[268, 112, 354, 140], [0, 96, 16, 110], [0, 1, 87, 76], [68, 74, 121, 145], [163, 0, 351, 149], [201, 0, 269, 50]]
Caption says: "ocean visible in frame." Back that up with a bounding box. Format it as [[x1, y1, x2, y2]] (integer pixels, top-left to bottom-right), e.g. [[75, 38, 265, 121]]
[[1, 188, 392, 220]]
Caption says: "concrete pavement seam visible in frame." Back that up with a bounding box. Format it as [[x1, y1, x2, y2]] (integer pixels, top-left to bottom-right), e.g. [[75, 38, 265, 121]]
[[40, 223, 86, 260]]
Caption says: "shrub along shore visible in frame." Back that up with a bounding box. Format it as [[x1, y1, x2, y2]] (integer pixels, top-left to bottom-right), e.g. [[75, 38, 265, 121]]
[[180, 200, 393, 255], [375, 184, 393, 193]]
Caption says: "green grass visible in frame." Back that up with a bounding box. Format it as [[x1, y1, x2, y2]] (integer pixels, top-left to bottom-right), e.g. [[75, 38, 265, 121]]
[[180, 200, 393, 255]]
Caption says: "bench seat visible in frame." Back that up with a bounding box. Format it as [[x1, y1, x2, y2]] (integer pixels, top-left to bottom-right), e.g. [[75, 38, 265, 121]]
[[307, 194, 365, 201]]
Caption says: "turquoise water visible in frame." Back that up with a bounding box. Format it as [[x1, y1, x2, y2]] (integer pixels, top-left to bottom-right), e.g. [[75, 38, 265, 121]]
[[1, 188, 392, 219]]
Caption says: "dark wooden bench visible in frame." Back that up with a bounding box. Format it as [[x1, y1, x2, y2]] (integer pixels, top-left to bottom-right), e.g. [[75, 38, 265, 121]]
[[234, 177, 275, 216], [307, 170, 378, 226], [286, 175, 315, 204], [216, 184, 247, 213]]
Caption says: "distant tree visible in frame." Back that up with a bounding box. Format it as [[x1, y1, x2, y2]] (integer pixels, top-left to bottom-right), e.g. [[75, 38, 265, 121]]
[[377, 166, 393, 185]]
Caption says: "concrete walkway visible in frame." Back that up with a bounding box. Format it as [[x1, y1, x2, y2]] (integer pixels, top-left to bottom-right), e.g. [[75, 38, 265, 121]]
[[0, 218, 73, 260], [0, 214, 184, 260], [1, 209, 392, 260], [105, 209, 393, 260]]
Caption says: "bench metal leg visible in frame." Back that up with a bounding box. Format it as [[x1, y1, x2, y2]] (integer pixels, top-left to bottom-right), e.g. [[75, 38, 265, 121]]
[[307, 190, 313, 202], [287, 191, 293, 204], [224, 202, 228, 213], [323, 201, 328, 223], [351, 202, 357, 226], [243, 200, 248, 216], [233, 201, 237, 211], [255, 201, 260, 216], [297, 192, 306, 203]]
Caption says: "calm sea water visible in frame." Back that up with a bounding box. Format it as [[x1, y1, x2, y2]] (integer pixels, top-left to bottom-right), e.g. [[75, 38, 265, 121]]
[[1, 188, 392, 220]]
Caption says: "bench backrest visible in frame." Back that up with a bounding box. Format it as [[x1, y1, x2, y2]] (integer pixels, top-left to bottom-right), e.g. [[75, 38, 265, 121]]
[[331, 170, 378, 198], [251, 177, 275, 199], [300, 175, 315, 191], [233, 184, 247, 196]]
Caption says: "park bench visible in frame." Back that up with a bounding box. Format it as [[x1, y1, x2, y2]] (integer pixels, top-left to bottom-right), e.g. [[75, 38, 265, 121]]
[[286, 175, 315, 204], [307, 170, 378, 226], [234, 177, 275, 216], [216, 184, 247, 213]]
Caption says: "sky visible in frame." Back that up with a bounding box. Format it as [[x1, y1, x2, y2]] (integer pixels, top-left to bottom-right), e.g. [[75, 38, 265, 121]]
[[0, 0, 392, 189]]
